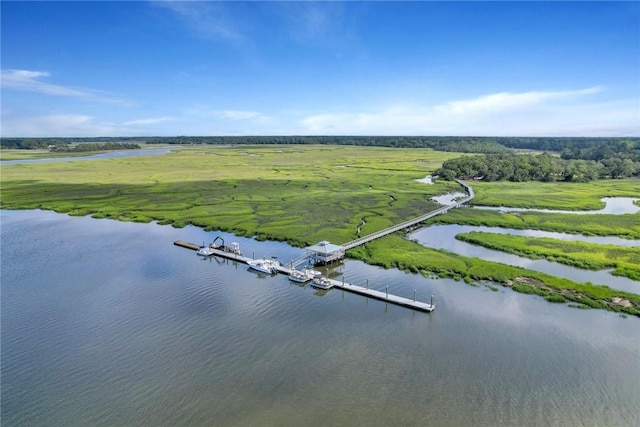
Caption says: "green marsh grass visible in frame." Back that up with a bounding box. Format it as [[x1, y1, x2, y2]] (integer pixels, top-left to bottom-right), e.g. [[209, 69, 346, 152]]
[[1, 145, 461, 245], [456, 232, 640, 280], [470, 179, 640, 210], [428, 209, 640, 239], [3, 145, 639, 315], [348, 235, 640, 316]]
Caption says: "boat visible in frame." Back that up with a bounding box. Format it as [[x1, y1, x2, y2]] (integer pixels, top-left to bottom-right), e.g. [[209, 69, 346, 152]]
[[288, 269, 311, 283], [197, 236, 241, 256], [247, 258, 279, 274], [311, 275, 334, 290], [288, 268, 320, 283], [196, 245, 216, 256]]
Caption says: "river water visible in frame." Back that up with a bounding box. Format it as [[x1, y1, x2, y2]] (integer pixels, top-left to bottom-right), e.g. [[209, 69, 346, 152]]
[[474, 197, 640, 215], [2, 209, 639, 426], [0, 148, 172, 165], [411, 225, 640, 294]]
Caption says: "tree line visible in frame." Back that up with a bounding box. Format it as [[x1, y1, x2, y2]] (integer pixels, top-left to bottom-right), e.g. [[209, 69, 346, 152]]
[[3, 135, 637, 155], [435, 152, 639, 182], [3, 136, 638, 182], [49, 142, 141, 152]]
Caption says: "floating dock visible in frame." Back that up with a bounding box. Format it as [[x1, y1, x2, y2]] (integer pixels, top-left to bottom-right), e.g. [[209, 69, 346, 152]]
[[174, 240, 435, 313]]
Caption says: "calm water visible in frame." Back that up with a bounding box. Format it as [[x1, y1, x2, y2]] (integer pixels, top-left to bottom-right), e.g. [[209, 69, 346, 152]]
[[474, 197, 640, 215], [2, 210, 639, 426], [411, 225, 640, 294], [0, 148, 171, 165]]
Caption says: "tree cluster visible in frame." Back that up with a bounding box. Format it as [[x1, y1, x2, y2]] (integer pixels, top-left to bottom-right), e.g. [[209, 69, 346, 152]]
[[50, 142, 141, 152], [436, 152, 639, 182]]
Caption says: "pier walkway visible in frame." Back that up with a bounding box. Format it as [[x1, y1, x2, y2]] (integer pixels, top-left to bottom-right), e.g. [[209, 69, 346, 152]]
[[342, 179, 474, 250], [173, 241, 435, 312], [174, 180, 476, 313]]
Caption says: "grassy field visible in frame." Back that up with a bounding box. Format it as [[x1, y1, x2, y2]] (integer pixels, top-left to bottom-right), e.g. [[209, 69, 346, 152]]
[[470, 179, 640, 210], [456, 231, 640, 280], [3, 144, 639, 315], [1, 145, 462, 245]]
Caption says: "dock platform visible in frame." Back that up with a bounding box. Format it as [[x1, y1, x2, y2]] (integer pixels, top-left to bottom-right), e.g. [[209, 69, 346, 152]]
[[174, 240, 435, 313]]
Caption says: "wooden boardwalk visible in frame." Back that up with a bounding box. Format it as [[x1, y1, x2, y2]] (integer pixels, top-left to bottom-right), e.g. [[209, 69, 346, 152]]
[[173, 181, 478, 313], [174, 241, 435, 313], [342, 179, 474, 250]]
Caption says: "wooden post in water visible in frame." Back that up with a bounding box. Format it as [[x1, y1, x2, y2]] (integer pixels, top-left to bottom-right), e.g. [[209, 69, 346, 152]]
[[414, 290, 416, 302], [366, 279, 369, 289], [386, 286, 388, 298], [430, 295, 434, 307]]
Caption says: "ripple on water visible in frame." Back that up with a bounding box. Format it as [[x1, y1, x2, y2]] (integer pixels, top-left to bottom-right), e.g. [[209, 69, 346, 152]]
[[2, 210, 639, 427]]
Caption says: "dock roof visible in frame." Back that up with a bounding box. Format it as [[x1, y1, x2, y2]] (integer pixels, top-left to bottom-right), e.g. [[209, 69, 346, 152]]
[[306, 241, 344, 254]]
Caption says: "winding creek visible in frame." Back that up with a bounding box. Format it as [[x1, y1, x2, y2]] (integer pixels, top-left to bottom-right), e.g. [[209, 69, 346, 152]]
[[411, 224, 639, 294], [412, 194, 640, 294], [474, 197, 640, 215]]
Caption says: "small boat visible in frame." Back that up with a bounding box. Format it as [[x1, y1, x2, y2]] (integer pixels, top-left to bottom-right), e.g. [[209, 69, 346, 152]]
[[248, 258, 279, 274], [311, 275, 334, 290], [288, 268, 320, 283], [288, 269, 311, 283], [197, 245, 216, 256]]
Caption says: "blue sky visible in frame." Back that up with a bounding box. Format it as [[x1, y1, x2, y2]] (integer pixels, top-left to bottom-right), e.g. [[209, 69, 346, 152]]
[[1, 1, 638, 137]]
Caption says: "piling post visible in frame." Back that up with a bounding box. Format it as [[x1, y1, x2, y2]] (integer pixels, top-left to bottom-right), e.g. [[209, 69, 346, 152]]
[[413, 290, 416, 302], [430, 295, 434, 307], [366, 279, 369, 289], [386, 286, 388, 298]]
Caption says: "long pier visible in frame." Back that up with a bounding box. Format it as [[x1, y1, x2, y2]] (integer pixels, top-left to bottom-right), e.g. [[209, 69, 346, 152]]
[[174, 181, 475, 313], [342, 179, 474, 250], [173, 241, 435, 312]]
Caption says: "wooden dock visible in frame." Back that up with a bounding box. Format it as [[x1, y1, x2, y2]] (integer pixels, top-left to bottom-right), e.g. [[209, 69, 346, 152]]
[[170, 181, 477, 314], [174, 240, 435, 313]]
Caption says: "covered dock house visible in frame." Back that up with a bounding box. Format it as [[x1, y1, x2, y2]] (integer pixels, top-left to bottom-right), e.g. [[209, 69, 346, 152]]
[[306, 241, 345, 265]]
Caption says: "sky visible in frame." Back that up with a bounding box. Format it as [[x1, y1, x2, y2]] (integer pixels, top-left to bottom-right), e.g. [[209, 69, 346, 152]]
[[1, 1, 639, 137]]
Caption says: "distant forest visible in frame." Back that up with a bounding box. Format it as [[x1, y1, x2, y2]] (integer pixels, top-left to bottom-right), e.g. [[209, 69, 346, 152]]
[[0, 140, 141, 152], [435, 139, 639, 182], [2, 136, 638, 182]]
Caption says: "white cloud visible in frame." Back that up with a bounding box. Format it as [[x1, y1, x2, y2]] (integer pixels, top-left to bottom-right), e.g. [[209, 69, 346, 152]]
[[1, 69, 132, 105], [438, 86, 605, 115], [155, 1, 246, 44], [300, 87, 639, 136], [123, 117, 175, 126]]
